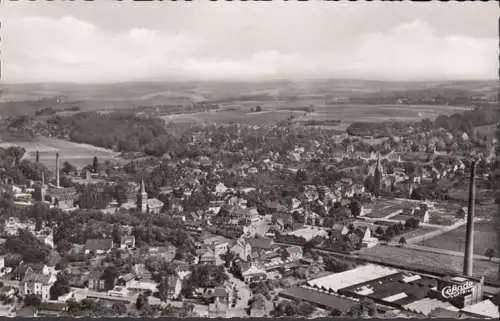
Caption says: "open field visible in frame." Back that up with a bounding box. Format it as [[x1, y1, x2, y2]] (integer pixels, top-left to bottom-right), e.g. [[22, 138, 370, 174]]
[[0, 136, 126, 170], [160, 103, 471, 126], [356, 244, 498, 283], [161, 109, 305, 126], [391, 214, 414, 222], [447, 187, 495, 204], [398, 226, 440, 240], [364, 198, 420, 219], [418, 222, 498, 257]]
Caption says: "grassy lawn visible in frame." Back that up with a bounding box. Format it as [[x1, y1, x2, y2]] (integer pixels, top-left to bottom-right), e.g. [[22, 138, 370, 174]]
[[428, 215, 456, 226], [418, 222, 498, 257], [391, 214, 414, 222], [357, 244, 498, 284], [364, 198, 418, 219], [398, 226, 439, 240]]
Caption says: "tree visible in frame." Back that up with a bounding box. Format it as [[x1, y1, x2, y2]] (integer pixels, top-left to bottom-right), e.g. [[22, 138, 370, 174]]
[[349, 200, 362, 217], [93, 156, 99, 173], [136, 293, 147, 310], [329, 308, 343, 316], [485, 248, 495, 261], [102, 266, 119, 291], [24, 294, 42, 307], [112, 224, 122, 246], [398, 237, 407, 246], [111, 302, 127, 315], [255, 105, 262, 112], [50, 273, 71, 300], [62, 161, 76, 175]]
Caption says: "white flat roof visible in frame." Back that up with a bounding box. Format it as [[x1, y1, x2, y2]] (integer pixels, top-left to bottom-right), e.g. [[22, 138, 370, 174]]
[[462, 300, 499, 318], [404, 298, 458, 316], [306, 264, 399, 292], [383, 292, 408, 303]]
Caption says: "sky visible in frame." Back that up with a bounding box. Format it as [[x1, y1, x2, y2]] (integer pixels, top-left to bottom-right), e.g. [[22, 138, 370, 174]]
[[1, 1, 498, 83]]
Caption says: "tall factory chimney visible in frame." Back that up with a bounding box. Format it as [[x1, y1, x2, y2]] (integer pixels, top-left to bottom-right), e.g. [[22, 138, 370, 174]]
[[56, 152, 60, 188], [36, 151, 39, 163], [463, 159, 477, 276]]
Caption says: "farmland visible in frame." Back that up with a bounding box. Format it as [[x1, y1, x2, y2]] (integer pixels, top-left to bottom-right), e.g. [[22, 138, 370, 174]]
[[161, 103, 471, 127], [418, 222, 498, 258], [0, 136, 126, 170], [356, 244, 498, 284]]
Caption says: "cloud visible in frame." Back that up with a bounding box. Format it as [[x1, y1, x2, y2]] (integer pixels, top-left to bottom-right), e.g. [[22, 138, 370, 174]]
[[2, 15, 497, 83]]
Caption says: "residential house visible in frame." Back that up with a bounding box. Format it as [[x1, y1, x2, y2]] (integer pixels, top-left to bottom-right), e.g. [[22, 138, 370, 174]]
[[247, 238, 276, 257], [215, 183, 228, 197], [239, 261, 267, 285], [230, 238, 252, 262], [23, 269, 57, 301], [414, 204, 430, 223], [35, 228, 55, 249], [352, 224, 379, 248], [208, 301, 228, 318], [85, 239, 114, 255], [250, 297, 266, 317], [164, 275, 182, 300], [284, 246, 303, 261], [211, 287, 229, 306], [199, 251, 217, 265], [119, 235, 136, 250], [87, 270, 107, 291], [203, 235, 230, 255], [126, 279, 158, 293], [148, 244, 177, 261]]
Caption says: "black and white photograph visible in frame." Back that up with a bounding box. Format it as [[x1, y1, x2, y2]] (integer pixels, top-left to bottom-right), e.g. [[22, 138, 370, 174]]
[[0, 1, 498, 318]]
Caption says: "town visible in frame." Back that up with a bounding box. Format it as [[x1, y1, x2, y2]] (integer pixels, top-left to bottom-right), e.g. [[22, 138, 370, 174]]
[[0, 101, 497, 318]]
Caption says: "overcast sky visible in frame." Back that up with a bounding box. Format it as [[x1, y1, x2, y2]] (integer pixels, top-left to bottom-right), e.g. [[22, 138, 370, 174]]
[[1, 1, 498, 83]]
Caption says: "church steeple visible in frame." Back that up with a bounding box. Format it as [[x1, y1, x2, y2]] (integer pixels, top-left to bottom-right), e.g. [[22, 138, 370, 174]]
[[138, 178, 148, 213], [141, 179, 146, 195], [374, 151, 383, 197]]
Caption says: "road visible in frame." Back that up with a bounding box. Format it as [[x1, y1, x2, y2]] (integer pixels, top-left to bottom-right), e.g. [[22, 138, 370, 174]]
[[226, 272, 251, 318]]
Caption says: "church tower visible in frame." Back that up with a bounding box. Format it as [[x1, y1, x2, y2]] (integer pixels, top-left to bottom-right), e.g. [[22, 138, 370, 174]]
[[373, 152, 383, 197], [138, 179, 148, 213]]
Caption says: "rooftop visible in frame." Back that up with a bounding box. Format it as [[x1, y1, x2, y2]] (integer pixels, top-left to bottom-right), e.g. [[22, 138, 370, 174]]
[[306, 264, 400, 293], [280, 286, 360, 313], [404, 298, 459, 316], [461, 300, 499, 319]]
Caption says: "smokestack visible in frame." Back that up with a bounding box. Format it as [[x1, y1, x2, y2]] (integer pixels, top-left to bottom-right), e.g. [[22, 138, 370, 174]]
[[36, 151, 39, 163], [463, 159, 477, 276], [56, 152, 60, 188]]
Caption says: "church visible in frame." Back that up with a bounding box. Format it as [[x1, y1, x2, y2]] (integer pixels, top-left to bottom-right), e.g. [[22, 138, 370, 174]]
[[137, 179, 164, 214]]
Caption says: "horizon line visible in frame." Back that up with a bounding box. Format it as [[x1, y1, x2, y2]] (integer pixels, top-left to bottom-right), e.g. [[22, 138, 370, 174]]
[[0, 77, 497, 86]]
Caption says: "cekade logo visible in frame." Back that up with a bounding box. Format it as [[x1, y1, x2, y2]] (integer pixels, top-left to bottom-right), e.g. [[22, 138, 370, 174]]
[[441, 281, 474, 299]]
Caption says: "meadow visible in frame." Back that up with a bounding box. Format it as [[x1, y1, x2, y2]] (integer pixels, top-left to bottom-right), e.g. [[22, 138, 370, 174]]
[[418, 222, 498, 257], [356, 244, 498, 284], [0, 136, 125, 170]]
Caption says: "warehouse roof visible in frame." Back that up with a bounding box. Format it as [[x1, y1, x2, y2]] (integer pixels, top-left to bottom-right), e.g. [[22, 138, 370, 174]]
[[306, 264, 399, 292]]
